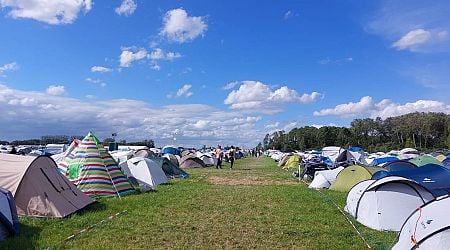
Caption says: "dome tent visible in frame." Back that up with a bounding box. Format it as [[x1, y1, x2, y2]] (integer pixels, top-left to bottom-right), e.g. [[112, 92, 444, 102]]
[[329, 165, 386, 192], [59, 132, 135, 198], [0, 154, 93, 218], [119, 157, 168, 192], [0, 187, 19, 240]]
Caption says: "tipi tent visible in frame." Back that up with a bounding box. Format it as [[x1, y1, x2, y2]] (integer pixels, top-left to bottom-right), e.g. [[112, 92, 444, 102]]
[[149, 157, 189, 179], [0, 187, 19, 240], [345, 176, 435, 231], [330, 165, 385, 192], [59, 132, 135, 198], [393, 195, 450, 250], [119, 157, 168, 192], [308, 167, 344, 189], [0, 154, 93, 217]]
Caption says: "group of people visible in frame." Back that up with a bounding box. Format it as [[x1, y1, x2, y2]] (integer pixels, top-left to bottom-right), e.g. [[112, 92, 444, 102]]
[[215, 145, 236, 169]]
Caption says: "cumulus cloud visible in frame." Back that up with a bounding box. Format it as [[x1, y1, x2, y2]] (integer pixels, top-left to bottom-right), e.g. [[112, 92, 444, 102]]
[[313, 96, 450, 119], [119, 48, 148, 67], [224, 81, 322, 113], [392, 29, 431, 50], [46, 85, 65, 96], [175, 84, 193, 98], [0, 62, 18, 76], [0, 84, 264, 147], [115, 0, 136, 16], [85, 78, 106, 87], [148, 48, 181, 61], [160, 8, 207, 43], [223, 81, 240, 90], [91, 66, 112, 73], [0, 0, 92, 25], [284, 10, 292, 20]]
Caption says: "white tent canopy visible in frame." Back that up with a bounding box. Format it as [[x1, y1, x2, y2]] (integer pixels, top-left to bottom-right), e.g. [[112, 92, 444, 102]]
[[119, 157, 168, 192], [393, 195, 450, 250], [345, 176, 435, 231], [308, 167, 344, 189]]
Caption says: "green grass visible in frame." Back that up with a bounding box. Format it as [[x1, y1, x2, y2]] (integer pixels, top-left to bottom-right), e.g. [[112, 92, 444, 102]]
[[1, 157, 396, 249]]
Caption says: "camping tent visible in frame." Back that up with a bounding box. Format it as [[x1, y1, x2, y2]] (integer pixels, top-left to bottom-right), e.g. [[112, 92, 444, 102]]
[[163, 154, 179, 167], [345, 176, 435, 231], [278, 153, 293, 167], [59, 132, 135, 198], [409, 155, 443, 167], [197, 153, 217, 166], [321, 146, 343, 163], [369, 156, 399, 166], [179, 155, 206, 168], [0, 154, 94, 217], [0, 187, 19, 240], [372, 164, 450, 197], [119, 157, 168, 192], [149, 157, 189, 179], [283, 154, 300, 170], [329, 165, 386, 192], [161, 146, 180, 156], [382, 160, 417, 172], [334, 149, 368, 167], [308, 167, 344, 189], [133, 148, 156, 158], [393, 195, 450, 250]]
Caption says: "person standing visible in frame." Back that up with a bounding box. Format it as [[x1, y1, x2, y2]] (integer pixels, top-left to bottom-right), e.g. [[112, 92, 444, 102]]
[[229, 146, 235, 169], [215, 145, 223, 169]]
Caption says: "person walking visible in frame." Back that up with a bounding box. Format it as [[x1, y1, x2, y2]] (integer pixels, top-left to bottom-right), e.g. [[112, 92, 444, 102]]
[[229, 146, 235, 169], [215, 145, 223, 169]]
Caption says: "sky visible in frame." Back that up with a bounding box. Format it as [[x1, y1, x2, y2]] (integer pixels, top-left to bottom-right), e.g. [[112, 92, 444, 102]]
[[0, 0, 449, 147]]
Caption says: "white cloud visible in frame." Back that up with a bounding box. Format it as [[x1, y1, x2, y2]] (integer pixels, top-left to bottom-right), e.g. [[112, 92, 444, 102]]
[[148, 48, 181, 61], [222, 81, 240, 90], [160, 8, 207, 43], [175, 84, 193, 98], [0, 62, 18, 76], [392, 29, 431, 50], [46, 85, 65, 96], [224, 80, 322, 113], [119, 48, 147, 67], [0, 84, 265, 147], [265, 122, 280, 129], [85, 78, 106, 87], [115, 0, 136, 16], [91, 66, 112, 73], [284, 10, 292, 20], [0, 0, 92, 25], [314, 96, 450, 119], [318, 57, 353, 65]]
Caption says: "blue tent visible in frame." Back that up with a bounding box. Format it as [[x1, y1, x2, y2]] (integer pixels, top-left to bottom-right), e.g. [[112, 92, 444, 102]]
[[0, 187, 19, 240], [372, 164, 450, 196], [160, 146, 180, 156], [370, 156, 399, 166], [443, 158, 450, 169], [383, 160, 417, 172]]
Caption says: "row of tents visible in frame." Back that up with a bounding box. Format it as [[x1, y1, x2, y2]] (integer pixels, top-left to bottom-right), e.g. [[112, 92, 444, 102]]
[[0, 131, 236, 240], [267, 147, 450, 249]]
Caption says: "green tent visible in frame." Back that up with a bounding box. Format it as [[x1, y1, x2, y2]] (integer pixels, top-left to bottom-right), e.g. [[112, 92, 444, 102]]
[[330, 165, 386, 192], [278, 153, 292, 167], [285, 154, 300, 169], [409, 155, 443, 167]]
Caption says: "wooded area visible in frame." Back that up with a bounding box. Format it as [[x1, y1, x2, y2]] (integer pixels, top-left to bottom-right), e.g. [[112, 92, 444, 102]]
[[263, 112, 450, 152]]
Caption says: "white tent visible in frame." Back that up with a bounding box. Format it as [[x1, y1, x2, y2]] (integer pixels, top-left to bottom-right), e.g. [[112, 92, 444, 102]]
[[393, 195, 450, 250], [321, 146, 343, 162], [345, 176, 435, 231], [197, 152, 217, 166], [119, 157, 168, 192], [308, 167, 344, 189]]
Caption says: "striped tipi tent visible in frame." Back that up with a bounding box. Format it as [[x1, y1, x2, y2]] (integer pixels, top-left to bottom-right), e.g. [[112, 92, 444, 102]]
[[59, 132, 135, 198]]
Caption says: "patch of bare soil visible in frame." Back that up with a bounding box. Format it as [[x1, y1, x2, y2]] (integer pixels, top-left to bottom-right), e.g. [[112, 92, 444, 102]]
[[208, 176, 296, 186]]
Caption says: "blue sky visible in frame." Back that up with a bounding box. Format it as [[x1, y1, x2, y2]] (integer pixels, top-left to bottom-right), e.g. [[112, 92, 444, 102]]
[[0, 0, 449, 147]]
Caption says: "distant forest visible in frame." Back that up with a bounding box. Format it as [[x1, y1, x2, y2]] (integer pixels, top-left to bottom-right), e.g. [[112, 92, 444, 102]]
[[263, 112, 450, 152]]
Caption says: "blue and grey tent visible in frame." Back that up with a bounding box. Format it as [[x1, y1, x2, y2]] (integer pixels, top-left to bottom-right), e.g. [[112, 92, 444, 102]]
[[370, 156, 399, 166], [161, 146, 181, 156], [383, 160, 417, 172], [372, 164, 450, 196], [0, 187, 19, 240]]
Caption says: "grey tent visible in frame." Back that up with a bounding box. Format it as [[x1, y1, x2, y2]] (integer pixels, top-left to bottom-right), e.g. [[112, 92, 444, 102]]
[[150, 157, 189, 179], [179, 155, 206, 168], [0, 154, 94, 218], [133, 148, 156, 158], [393, 195, 450, 250], [0, 187, 19, 240], [345, 176, 434, 231]]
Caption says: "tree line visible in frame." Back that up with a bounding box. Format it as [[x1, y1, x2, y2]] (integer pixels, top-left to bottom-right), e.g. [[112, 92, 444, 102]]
[[263, 112, 450, 153]]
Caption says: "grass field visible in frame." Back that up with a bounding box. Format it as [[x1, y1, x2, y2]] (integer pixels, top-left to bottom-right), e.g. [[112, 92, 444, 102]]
[[1, 157, 397, 249]]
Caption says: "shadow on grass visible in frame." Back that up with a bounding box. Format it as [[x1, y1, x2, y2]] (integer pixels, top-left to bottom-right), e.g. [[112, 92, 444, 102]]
[[72, 201, 107, 217], [0, 223, 41, 249]]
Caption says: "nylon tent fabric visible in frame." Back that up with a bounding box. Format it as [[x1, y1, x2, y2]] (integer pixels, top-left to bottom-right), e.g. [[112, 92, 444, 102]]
[[369, 156, 399, 166], [409, 155, 444, 167], [119, 157, 168, 192], [0, 187, 19, 240], [284, 154, 300, 169], [393, 195, 450, 250], [133, 148, 156, 158], [345, 176, 434, 231], [161, 146, 180, 156], [308, 167, 344, 189], [443, 158, 450, 169], [329, 165, 386, 192], [371, 164, 450, 197], [59, 132, 135, 198], [149, 157, 189, 179], [179, 155, 206, 168], [277, 153, 292, 167], [435, 154, 447, 162], [163, 154, 179, 167], [0, 154, 94, 218], [383, 160, 417, 172]]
